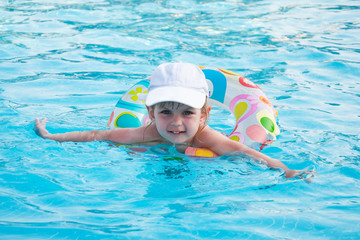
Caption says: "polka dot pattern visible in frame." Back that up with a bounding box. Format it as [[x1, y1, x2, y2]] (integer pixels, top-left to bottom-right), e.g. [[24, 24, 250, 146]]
[[108, 66, 280, 152]]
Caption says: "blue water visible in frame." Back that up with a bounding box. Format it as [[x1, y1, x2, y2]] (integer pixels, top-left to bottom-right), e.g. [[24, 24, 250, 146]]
[[1, 0, 360, 239]]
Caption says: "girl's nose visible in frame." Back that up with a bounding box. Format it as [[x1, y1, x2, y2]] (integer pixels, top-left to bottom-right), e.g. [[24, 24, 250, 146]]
[[171, 115, 182, 126]]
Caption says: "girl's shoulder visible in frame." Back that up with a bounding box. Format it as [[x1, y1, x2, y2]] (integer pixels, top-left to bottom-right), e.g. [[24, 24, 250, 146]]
[[194, 125, 228, 148], [109, 123, 162, 144], [141, 123, 162, 141]]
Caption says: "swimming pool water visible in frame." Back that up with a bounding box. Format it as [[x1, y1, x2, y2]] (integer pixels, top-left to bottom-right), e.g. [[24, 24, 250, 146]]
[[1, 0, 359, 239]]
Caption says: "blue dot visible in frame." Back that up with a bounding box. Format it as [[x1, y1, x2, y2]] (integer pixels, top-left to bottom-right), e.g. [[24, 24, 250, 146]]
[[115, 113, 141, 128]]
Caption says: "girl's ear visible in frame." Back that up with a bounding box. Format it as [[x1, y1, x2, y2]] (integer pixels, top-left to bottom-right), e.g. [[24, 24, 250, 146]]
[[146, 106, 155, 121], [200, 105, 212, 123], [207, 105, 212, 113]]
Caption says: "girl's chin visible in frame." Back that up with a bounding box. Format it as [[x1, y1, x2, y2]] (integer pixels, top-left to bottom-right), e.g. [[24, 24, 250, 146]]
[[161, 132, 194, 145], [169, 139, 187, 145], [167, 137, 191, 145]]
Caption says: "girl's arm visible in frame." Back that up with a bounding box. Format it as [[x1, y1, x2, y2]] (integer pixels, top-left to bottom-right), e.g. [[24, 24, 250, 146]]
[[197, 127, 313, 179], [34, 118, 159, 144]]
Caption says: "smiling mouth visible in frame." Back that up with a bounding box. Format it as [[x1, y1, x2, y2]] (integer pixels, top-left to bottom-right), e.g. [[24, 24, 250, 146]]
[[169, 131, 185, 135]]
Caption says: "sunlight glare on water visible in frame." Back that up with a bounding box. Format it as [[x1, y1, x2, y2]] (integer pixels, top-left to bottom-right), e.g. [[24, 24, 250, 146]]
[[0, 0, 360, 239]]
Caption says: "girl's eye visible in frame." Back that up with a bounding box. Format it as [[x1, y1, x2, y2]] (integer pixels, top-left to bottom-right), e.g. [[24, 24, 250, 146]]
[[183, 110, 193, 116], [160, 109, 171, 115]]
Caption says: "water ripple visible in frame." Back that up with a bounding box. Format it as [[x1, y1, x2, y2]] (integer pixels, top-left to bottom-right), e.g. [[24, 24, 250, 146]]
[[1, 0, 360, 239]]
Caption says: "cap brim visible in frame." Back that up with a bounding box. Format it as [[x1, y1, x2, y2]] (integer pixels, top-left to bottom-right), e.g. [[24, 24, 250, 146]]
[[146, 86, 206, 109]]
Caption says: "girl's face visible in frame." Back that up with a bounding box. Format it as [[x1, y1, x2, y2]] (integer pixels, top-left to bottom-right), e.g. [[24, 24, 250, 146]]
[[147, 102, 207, 145]]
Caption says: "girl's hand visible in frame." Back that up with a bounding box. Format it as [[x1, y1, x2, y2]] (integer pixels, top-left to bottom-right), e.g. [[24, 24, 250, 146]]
[[285, 169, 316, 183], [34, 118, 50, 139]]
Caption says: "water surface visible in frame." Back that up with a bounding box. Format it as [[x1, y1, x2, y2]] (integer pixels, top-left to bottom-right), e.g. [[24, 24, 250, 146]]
[[1, 0, 359, 239]]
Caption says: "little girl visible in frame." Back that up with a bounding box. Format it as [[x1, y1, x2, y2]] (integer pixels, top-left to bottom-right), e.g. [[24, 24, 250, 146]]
[[35, 62, 313, 179]]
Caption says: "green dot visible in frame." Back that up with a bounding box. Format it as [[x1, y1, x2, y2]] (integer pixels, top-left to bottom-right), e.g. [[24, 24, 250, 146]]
[[260, 117, 275, 133]]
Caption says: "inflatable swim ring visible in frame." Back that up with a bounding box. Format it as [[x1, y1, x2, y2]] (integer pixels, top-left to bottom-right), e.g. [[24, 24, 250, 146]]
[[107, 66, 280, 157]]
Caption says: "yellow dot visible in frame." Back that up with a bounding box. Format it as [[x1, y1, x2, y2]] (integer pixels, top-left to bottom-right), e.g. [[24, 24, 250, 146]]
[[195, 149, 216, 157], [230, 136, 240, 142], [234, 102, 248, 121]]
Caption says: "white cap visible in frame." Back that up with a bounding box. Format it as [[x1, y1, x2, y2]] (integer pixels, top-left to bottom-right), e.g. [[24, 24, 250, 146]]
[[145, 62, 209, 109]]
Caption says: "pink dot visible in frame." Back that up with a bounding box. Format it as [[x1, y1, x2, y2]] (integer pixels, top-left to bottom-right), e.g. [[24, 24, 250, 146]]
[[107, 111, 114, 127], [246, 125, 267, 143], [129, 147, 148, 152]]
